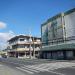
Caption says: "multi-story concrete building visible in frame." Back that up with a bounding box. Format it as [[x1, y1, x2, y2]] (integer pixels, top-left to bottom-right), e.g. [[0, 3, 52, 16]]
[[7, 35, 41, 58], [41, 8, 75, 59]]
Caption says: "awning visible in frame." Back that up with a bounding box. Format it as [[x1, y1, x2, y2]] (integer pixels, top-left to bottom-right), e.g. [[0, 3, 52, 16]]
[[41, 43, 75, 51]]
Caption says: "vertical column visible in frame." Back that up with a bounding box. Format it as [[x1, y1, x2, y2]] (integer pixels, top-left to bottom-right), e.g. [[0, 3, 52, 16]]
[[63, 51, 66, 60], [61, 13, 66, 42], [15, 51, 16, 58], [24, 51, 26, 58], [73, 50, 75, 59], [17, 51, 18, 58], [33, 37, 35, 58], [29, 36, 32, 59], [29, 30, 32, 59], [29, 43, 32, 59]]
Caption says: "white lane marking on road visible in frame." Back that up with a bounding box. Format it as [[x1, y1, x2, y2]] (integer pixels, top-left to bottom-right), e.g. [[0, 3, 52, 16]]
[[25, 65, 42, 72], [28, 65, 49, 72], [22, 66, 39, 73], [25, 63, 62, 72], [19, 65, 65, 75], [48, 71, 65, 75], [21, 62, 75, 74], [16, 67, 34, 74], [3, 61, 75, 74]]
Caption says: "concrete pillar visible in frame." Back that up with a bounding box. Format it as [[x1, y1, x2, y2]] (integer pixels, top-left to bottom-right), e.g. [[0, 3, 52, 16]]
[[33, 37, 35, 58], [17, 52, 19, 58], [61, 13, 66, 42], [15, 51, 16, 58], [29, 44, 32, 59], [24, 51, 26, 58]]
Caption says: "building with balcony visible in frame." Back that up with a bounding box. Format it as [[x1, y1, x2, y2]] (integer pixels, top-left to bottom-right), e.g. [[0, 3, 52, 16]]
[[7, 35, 41, 58], [41, 8, 75, 59]]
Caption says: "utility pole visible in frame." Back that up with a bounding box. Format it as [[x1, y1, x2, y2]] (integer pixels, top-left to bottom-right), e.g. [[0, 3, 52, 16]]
[[33, 37, 35, 58], [29, 30, 32, 59]]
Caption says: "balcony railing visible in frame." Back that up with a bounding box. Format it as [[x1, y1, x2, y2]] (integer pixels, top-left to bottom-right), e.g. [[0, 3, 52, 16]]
[[9, 41, 41, 45]]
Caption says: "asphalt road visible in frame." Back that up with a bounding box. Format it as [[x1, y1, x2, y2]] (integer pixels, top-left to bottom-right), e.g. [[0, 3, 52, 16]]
[[0, 58, 75, 75]]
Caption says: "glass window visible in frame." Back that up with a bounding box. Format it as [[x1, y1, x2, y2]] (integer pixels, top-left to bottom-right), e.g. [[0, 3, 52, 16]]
[[66, 51, 73, 57], [18, 45, 25, 48], [42, 24, 48, 45], [20, 38, 24, 41], [57, 28, 63, 39]]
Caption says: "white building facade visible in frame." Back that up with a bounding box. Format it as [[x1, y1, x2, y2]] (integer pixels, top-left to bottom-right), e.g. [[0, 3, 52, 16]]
[[41, 8, 75, 59], [7, 35, 41, 59]]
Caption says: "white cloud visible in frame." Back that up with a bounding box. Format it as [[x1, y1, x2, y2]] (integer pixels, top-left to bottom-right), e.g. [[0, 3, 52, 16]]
[[0, 21, 6, 29], [0, 31, 15, 50], [0, 31, 15, 41]]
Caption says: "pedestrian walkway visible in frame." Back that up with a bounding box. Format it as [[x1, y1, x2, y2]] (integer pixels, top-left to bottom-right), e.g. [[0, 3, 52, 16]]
[[0, 64, 25, 75], [16, 62, 75, 75]]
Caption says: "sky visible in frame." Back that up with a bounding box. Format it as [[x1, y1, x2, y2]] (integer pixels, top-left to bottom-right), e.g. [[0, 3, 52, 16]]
[[0, 0, 75, 50]]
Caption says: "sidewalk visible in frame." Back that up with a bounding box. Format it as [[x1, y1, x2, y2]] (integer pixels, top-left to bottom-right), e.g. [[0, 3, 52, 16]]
[[0, 63, 25, 75]]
